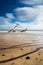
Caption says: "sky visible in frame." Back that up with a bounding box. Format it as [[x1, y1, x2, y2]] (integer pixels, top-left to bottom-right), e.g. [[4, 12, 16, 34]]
[[0, 0, 43, 30]]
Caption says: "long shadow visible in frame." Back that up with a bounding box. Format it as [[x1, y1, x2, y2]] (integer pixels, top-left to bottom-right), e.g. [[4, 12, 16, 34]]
[[0, 43, 43, 51], [0, 47, 43, 63], [0, 43, 32, 50]]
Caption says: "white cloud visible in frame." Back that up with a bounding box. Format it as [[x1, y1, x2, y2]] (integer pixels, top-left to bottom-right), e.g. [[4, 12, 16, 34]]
[[19, 0, 43, 5], [15, 5, 43, 30], [0, 17, 10, 25], [15, 7, 38, 21], [0, 5, 43, 30], [0, 24, 15, 30], [29, 22, 43, 30], [6, 13, 15, 19], [14, 21, 43, 30], [0, 17, 15, 30]]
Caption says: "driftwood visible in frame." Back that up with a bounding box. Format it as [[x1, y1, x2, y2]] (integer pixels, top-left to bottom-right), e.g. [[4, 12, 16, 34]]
[[8, 23, 20, 32], [8, 23, 27, 32], [21, 28, 27, 32], [8, 29, 16, 32]]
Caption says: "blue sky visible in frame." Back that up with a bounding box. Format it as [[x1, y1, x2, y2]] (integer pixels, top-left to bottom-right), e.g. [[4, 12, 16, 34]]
[[0, 0, 43, 30]]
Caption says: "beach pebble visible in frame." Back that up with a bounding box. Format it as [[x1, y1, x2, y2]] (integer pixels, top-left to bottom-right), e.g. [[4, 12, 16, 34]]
[[21, 48, 24, 50], [1, 54, 5, 56], [38, 53, 40, 55], [35, 58, 38, 60], [25, 56, 30, 59]]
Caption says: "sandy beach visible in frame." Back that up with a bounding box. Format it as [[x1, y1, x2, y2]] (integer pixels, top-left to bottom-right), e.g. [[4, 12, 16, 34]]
[[0, 31, 43, 65]]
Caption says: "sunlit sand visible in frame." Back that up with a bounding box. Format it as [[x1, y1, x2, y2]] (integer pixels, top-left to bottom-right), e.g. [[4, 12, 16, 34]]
[[0, 31, 43, 65]]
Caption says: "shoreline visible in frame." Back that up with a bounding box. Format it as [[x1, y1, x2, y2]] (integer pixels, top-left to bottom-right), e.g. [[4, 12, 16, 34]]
[[0, 30, 43, 34]]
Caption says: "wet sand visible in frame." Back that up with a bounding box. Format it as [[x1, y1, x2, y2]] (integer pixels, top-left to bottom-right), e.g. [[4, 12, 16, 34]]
[[0, 31, 43, 65]]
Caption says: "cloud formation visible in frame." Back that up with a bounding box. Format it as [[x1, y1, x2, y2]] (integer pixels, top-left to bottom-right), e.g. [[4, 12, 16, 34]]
[[14, 21, 43, 30], [15, 5, 43, 30], [6, 13, 15, 19], [0, 0, 43, 30], [15, 7, 38, 21], [19, 0, 43, 5], [0, 17, 10, 25], [0, 5, 43, 30], [0, 16, 15, 30]]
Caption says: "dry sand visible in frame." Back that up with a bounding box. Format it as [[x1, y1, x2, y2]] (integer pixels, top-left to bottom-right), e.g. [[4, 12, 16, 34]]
[[0, 31, 43, 65]]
